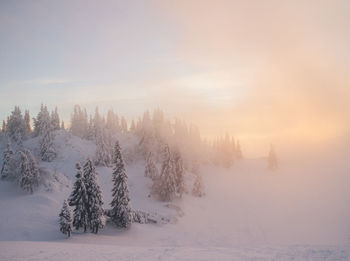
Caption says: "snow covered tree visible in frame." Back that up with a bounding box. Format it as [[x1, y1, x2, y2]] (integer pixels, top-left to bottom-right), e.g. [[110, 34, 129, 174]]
[[18, 149, 40, 193], [268, 144, 278, 171], [120, 117, 128, 133], [61, 121, 65, 130], [95, 128, 112, 167], [110, 141, 132, 228], [24, 109, 32, 134], [59, 200, 73, 237], [7, 106, 26, 143], [69, 163, 89, 232], [144, 152, 158, 180], [40, 120, 56, 162], [70, 105, 89, 138], [1, 139, 14, 180], [129, 120, 136, 133], [33, 104, 50, 137], [173, 149, 185, 197], [152, 145, 177, 201], [51, 107, 60, 131], [106, 109, 120, 133], [83, 159, 105, 233], [191, 160, 205, 197]]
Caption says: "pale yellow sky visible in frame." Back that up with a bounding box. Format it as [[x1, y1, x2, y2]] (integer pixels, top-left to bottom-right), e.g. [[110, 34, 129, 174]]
[[1, 0, 349, 156], [151, 0, 350, 148]]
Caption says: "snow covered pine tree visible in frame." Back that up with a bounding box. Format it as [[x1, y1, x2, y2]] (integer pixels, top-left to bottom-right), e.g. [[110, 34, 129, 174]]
[[83, 159, 105, 233], [68, 163, 89, 232], [144, 152, 159, 180], [59, 200, 73, 237], [18, 149, 40, 194], [110, 141, 132, 228], [40, 114, 56, 162], [1, 139, 14, 180], [192, 160, 205, 197], [152, 145, 177, 201], [173, 149, 185, 198]]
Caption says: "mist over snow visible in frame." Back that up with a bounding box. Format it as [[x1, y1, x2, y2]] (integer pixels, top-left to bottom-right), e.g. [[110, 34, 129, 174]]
[[1, 0, 350, 260], [0, 105, 349, 261]]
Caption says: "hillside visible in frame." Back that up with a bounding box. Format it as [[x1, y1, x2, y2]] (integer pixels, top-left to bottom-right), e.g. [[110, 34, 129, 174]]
[[0, 130, 349, 260]]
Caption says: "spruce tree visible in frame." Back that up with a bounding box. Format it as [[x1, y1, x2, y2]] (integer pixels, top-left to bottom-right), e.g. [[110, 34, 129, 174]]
[[191, 160, 205, 197], [70, 105, 89, 138], [152, 145, 177, 201], [83, 159, 105, 233], [40, 123, 56, 162], [144, 152, 159, 180], [18, 150, 40, 194], [95, 128, 112, 167], [24, 109, 32, 134], [59, 200, 73, 237], [51, 107, 60, 131], [110, 141, 132, 228], [33, 104, 50, 137], [173, 150, 185, 197], [7, 106, 26, 143], [120, 117, 128, 133], [68, 163, 88, 232], [1, 139, 14, 180]]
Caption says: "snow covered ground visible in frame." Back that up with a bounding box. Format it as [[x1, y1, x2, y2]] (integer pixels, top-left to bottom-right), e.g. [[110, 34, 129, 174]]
[[0, 131, 349, 260], [1, 241, 349, 261]]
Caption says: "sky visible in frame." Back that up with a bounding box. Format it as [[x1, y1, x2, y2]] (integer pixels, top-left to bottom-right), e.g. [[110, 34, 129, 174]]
[[0, 0, 349, 156]]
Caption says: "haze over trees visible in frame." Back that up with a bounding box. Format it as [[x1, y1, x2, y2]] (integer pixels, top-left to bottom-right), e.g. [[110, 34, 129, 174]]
[[0, 103, 271, 238]]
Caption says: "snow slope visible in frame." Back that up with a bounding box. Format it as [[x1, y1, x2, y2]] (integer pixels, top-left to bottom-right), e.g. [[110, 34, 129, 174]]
[[0, 131, 349, 260]]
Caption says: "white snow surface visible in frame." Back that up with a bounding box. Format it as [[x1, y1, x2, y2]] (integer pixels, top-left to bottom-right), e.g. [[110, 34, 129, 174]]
[[0, 130, 349, 260]]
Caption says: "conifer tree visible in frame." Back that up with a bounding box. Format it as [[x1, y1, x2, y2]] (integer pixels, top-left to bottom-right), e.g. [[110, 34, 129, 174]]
[[120, 117, 128, 133], [152, 145, 177, 201], [59, 200, 73, 237], [268, 144, 278, 171], [95, 128, 112, 167], [51, 107, 60, 130], [110, 141, 132, 228], [69, 163, 89, 232], [83, 159, 105, 233], [40, 120, 56, 162], [1, 139, 14, 180], [191, 160, 205, 197], [7, 106, 26, 143], [24, 109, 32, 134], [18, 149, 40, 193], [70, 105, 89, 138], [129, 120, 136, 133], [61, 121, 65, 130], [106, 109, 120, 133], [144, 152, 159, 180], [173, 150, 185, 197], [33, 104, 50, 137]]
